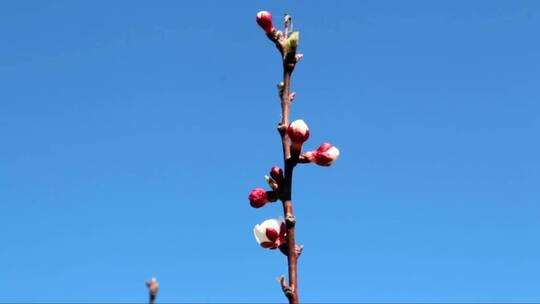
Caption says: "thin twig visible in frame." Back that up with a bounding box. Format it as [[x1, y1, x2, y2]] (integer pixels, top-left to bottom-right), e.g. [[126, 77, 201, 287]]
[[265, 16, 301, 304], [146, 277, 159, 304]]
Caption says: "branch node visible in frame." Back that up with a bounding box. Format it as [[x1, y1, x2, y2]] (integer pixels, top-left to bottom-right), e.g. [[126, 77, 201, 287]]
[[289, 92, 296, 102], [266, 190, 279, 202], [285, 214, 296, 227], [277, 123, 287, 135], [296, 244, 304, 257]]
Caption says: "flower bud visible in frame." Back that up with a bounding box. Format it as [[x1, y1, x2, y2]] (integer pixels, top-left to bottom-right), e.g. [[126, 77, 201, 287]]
[[287, 119, 310, 143], [313, 143, 340, 166], [270, 166, 284, 184], [256, 11, 274, 33], [253, 218, 286, 249], [248, 188, 268, 208]]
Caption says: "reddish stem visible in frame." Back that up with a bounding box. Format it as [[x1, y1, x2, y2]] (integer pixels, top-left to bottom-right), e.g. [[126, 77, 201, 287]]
[[265, 23, 300, 304], [280, 39, 300, 304]]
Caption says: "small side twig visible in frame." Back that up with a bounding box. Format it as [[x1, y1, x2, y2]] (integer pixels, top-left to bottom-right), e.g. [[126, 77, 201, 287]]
[[145, 277, 159, 304], [279, 275, 295, 303]]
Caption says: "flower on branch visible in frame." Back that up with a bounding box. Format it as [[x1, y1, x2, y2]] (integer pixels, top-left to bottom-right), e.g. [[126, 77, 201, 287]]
[[253, 218, 287, 249], [256, 11, 275, 33], [303, 143, 340, 166], [287, 119, 310, 143]]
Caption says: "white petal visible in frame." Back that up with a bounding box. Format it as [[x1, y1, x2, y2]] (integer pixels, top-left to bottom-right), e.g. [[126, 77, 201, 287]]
[[253, 218, 285, 245], [253, 224, 269, 244], [327, 146, 340, 162], [262, 218, 282, 230], [290, 119, 309, 135]]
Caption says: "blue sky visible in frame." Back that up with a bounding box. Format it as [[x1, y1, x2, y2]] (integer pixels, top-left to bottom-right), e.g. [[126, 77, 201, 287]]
[[1, 0, 539, 302]]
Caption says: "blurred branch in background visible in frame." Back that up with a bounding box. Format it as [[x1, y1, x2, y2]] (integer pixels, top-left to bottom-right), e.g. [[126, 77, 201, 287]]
[[145, 277, 159, 304]]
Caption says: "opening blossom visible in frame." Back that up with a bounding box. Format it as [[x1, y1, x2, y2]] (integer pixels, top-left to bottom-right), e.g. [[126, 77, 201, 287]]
[[249, 188, 268, 208], [256, 11, 275, 33], [253, 218, 286, 249], [304, 143, 340, 166]]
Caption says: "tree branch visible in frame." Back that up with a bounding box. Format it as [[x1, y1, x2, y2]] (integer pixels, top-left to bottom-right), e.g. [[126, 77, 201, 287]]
[[262, 13, 301, 304], [269, 26, 300, 304]]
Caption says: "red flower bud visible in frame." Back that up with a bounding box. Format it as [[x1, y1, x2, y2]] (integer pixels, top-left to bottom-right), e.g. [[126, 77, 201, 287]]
[[313, 143, 340, 166], [256, 11, 274, 33], [287, 119, 310, 143], [270, 166, 284, 184], [248, 188, 268, 208]]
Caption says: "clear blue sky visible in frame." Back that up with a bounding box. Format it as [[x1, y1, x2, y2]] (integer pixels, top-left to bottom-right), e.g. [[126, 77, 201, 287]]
[[1, 0, 539, 302]]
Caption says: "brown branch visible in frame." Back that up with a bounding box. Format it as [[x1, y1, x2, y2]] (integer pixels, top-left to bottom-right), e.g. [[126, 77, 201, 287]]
[[265, 18, 301, 304]]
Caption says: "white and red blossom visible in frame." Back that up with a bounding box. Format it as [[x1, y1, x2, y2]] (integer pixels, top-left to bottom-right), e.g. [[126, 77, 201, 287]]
[[253, 218, 286, 249], [302, 143, 340, 166], [248, 188, 268, 208], [314, 143, 340, 166], [256, 11, 275, 33], [287, 119, 310, 143]]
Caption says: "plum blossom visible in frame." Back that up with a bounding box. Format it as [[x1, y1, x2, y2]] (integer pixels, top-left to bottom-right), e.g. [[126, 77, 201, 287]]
[[253, 218, 287, 249]]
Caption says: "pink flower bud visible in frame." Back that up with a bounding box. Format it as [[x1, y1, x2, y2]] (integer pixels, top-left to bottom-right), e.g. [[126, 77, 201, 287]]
[[248, 188, 268, 208], [313, 143, 340, 166], [253, 218, 286, 249], [256, 11, 274, 33], [270, 166, 284, 184], [287, 119, 310, 143]]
